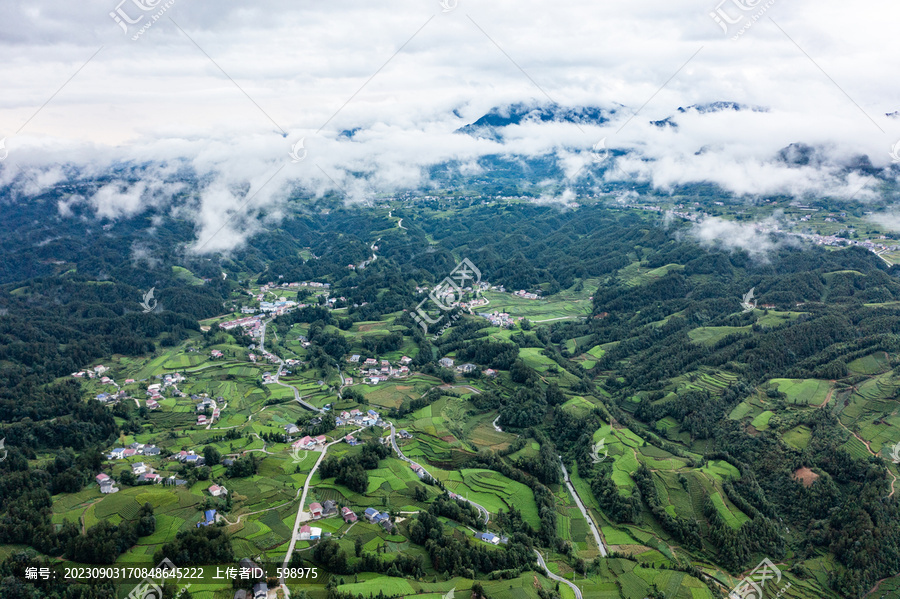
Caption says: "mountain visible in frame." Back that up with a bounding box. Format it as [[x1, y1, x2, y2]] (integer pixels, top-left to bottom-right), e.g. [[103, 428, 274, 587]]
[[456, 102, 617, 140], [651, 101, 768, 128]]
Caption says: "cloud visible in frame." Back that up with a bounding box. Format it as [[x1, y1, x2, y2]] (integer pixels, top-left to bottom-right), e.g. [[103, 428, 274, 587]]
[[0, 0, 898, 253], [686, 215, 794, 258]]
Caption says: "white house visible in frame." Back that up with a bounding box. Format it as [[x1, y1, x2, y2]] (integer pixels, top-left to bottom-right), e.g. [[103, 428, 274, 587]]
[[208, 484, 227, 497]]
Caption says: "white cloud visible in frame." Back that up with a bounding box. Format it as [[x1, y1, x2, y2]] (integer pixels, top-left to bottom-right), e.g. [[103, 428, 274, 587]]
[[0, 0, 897, 251]]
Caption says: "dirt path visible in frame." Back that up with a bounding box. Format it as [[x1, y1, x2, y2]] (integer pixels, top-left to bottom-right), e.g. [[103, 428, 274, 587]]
[[80, 499, 104, 534], [220, 489, 301, 526], [817, 384, 835, 408]]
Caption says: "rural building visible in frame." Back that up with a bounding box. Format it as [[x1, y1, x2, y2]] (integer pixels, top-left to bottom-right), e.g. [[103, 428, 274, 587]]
[[342, 507, 357, 522], [252, 582, 268, 599], [309, 502, 323, 518], [197, 509, 217, 527], [364, 507, 380, 522], [477, 532, 500, 544], [208, 484, 227, 497], [322, 500, 338, 516], [293, 436, 315, 450], [439, 357, 454, 368], [299, 525, 312, 540]]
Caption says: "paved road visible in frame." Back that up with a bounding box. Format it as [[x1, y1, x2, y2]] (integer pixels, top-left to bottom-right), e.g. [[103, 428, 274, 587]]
[[259, 319, 321, 413], [559, 457, 607, 556], [387, 422, 489, 525], [280, 430, 362, 588], [534, 550, 583, 599]]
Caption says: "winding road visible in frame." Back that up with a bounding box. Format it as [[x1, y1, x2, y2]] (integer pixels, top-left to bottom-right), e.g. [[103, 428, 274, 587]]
[[259, 319, 322, 413], [559, 457, 607, 556], [534, 550, 583, 599], [387, 421, 490, 525]]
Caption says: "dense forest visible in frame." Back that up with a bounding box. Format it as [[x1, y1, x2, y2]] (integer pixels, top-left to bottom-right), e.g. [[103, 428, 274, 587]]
[[3, 177, 900, 597]]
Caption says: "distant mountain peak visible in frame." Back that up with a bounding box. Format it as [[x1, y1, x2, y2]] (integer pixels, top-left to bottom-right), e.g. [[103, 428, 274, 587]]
[[652, 101, 768, 129], [456, 102, 616, 140]]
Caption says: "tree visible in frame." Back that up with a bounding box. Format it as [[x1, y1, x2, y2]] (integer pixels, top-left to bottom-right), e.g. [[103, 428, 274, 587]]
[[203, 446, 221, 467]]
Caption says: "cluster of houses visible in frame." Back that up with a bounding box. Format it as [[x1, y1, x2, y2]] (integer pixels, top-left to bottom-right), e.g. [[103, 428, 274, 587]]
[[439, 357, 477, 372], [94, 473, 119, 494], [173, 450, 206, 466], [95, 390, 128, 404], [336, 408, 382, 428], [408, 462, 429, 480], [261, 281, 330, 291], [363, 508, 394, 531], [347, 355, 412, 385], [437, 354, 497, 378], [72, 364, 112, 379], [194, 395, 222, 426], [130, 462, 163, 484], [309, 500, 338, 519], [218, 315, 262, 336], [107, 443, 161, 460], [298, 525, 324, 540], [478, 311, 515, 328], [513, 290, 540, 300], [144, 372, 187, 408], [291, 434, 328, 451]]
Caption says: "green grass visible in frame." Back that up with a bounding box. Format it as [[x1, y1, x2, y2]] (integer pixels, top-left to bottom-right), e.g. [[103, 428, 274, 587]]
[[784, 425, 813, 450], [771, 378, 831, 406], [751, 410, 774, 431]]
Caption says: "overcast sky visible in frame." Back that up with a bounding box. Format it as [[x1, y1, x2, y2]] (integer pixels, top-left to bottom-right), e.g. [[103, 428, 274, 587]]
[[1, 0, 898, 250]]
